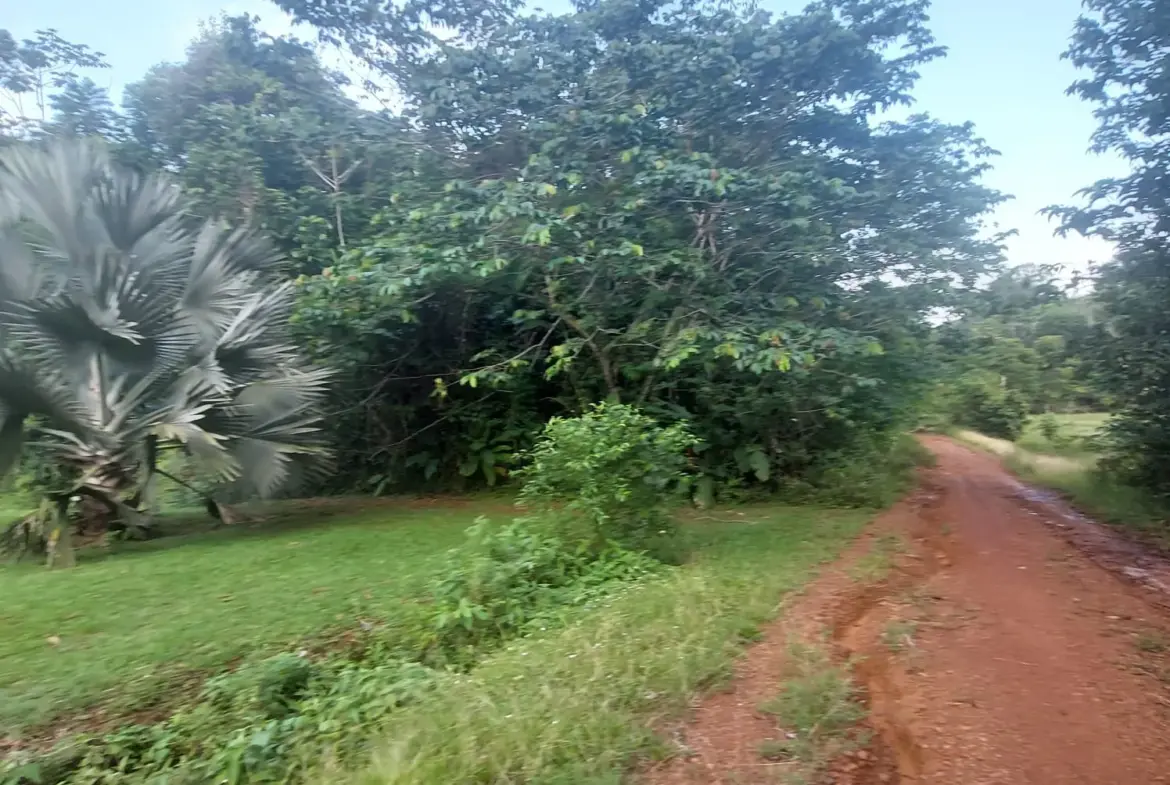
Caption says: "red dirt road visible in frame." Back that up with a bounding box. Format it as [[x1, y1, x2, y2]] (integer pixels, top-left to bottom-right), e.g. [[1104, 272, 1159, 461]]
[[648, 435, 1170, 784]]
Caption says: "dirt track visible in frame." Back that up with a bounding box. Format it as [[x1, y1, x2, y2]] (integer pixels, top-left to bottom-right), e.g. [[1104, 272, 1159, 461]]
[[647, 435, 1170, 784]]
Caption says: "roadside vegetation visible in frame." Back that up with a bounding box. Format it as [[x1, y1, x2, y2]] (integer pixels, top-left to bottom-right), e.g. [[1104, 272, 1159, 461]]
[[952, 416, 1170, 552], [0, 405, 900, 785], [2, 0, 1170, 781]]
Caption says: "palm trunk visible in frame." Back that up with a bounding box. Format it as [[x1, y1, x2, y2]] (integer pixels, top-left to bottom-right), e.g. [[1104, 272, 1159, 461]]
[[46, 497, 75, 569]]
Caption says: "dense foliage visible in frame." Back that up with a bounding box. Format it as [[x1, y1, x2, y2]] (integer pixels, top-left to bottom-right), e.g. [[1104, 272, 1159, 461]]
[[0, 2, 1008, 507], [928, 265, 1107, 439], [282, 0, 1006, 497], [1053, 0, 1170, 495]]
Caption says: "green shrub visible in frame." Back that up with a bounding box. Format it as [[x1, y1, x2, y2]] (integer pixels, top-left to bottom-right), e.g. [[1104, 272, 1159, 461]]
[[950, 374, 1029, 440], [427, 517, 658, 660], [517, 403, 695, 558], [1038, 413, 1062, 445], [776, 435, 931, 509], [255, 654, 316, 719]]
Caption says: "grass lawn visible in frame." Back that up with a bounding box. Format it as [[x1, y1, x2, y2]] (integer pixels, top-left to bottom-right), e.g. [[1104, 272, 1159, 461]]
[[0, 494, 875, 783], [0, 478, 886, 785], [0, 499, 495, 734]]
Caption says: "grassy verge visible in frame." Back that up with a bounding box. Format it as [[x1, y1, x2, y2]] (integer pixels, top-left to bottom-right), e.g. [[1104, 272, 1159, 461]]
[[0, 502, 484, 733], [953, 428, 1170, 552], [757, 641, 868, 783], [2, 433, 925, 783], [331, 505, 871, 785], [1014, 412, 1110, 458]]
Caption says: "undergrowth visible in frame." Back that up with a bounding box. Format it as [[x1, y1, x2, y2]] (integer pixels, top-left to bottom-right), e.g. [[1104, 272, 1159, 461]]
[[758, 641, 868, 784], [0, 408, 915, 785], [0, 405, 684, 784], [776, 435, 934, 509]]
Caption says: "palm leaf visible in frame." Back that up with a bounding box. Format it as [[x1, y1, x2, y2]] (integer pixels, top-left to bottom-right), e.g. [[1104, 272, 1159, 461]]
[[0, 140, 333, 535], [0, 404, 25, 477]]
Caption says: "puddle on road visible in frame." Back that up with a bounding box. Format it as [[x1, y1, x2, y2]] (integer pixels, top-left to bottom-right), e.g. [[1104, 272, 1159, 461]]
[[1003, 475, 1170, 602]]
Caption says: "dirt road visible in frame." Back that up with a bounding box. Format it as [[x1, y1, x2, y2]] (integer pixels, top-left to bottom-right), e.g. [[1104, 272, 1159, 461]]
[[648, 435, 1170, 784]]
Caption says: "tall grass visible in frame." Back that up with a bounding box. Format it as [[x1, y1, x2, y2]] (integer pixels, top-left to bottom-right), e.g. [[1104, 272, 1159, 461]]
[[332, 506, 870, 785]]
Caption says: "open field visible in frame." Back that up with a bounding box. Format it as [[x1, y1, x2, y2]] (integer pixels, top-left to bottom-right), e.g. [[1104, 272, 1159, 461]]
[[1014, 412, 1111, 457]]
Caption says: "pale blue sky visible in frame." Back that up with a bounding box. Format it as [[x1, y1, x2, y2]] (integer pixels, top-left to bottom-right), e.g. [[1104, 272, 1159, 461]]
[[7, 0, 1121, 271]]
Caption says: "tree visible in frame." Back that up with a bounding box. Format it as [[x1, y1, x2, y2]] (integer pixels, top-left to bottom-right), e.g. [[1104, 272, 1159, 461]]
[[120, 14, 401, 265], [930, 267, 1108, 428], [288, 0, 1006, 496], [46, 76, 119, 139], [0, 140, 332, 566], [1053, 0, 1170, 492], [0, 29, 107, 136]]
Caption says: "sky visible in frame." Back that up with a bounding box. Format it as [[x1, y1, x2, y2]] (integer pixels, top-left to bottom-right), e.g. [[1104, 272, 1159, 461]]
[[6, 0, 1123, 273]]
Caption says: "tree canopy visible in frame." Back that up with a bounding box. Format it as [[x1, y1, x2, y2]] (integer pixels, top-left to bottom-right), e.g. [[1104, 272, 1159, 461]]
[[1052, 0, 1170, 493], [1, 0, 1011, 509]]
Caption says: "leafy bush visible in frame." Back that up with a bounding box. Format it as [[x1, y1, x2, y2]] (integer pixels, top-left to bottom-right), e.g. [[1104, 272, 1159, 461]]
[[427, 517, 659, 660], [254, 654, 317, 719], [949, 373, 1029, 440], [517, 403, 695, 558], [1038, 413, 1062, 445], [776, 435, 932, 509]]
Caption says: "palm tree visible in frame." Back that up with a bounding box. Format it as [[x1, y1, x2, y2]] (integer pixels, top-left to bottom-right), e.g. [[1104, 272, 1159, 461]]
[[0, 140, 332, 566]]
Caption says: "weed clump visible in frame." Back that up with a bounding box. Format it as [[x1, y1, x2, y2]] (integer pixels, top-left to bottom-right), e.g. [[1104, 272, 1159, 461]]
[[758, 641, 868, 781]]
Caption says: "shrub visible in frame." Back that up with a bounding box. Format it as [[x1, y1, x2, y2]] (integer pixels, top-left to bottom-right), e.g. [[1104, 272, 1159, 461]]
[[776, 435, 931, 509], [1038, 413, 1062, 445], [427, 517, 658, 660], [517, 403, 695, 557], [950, 374, 1029, 440], [255, 654, 316, 719]]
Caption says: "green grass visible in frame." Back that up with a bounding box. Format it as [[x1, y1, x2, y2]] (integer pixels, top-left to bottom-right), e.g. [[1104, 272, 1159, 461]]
[[328, 503, 871, 785], [0, 491, 880, 784], [757, 641, 867, 783], [0, 500, 491, 734], [1015, 412, 1110, 458]]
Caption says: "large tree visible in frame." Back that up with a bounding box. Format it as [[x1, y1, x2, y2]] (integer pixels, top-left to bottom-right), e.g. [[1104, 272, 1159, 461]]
[[0, 140, 332, 565], [121, 15, 407, 267], [0, 28, 107, 137], [286, 0, 1007, 495], [1054, 0, 1170, 492]]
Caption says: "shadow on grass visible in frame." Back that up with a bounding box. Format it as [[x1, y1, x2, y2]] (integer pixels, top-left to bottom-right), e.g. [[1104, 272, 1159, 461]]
[[2, 492, 522, 569]]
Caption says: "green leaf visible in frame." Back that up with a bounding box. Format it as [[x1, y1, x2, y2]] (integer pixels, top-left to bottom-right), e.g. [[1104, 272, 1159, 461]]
[[747, 450, 770, 482]]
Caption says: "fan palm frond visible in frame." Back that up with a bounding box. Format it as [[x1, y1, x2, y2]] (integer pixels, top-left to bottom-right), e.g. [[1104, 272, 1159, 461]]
[[0, 140, 333, 563]]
